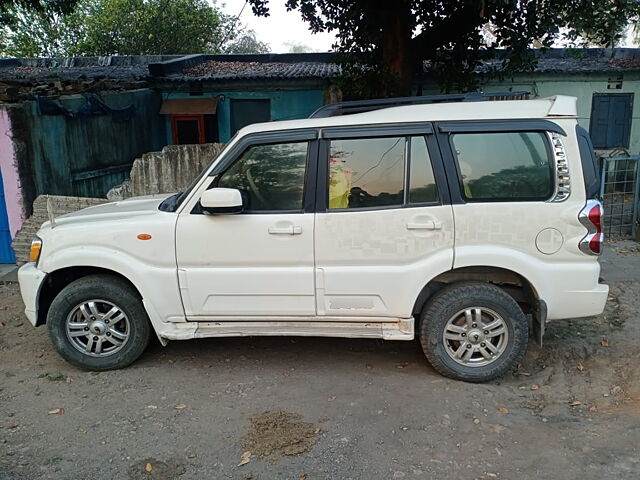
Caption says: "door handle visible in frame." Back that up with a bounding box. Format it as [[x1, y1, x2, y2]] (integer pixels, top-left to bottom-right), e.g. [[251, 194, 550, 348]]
[[268, 225, 302, 235], [406, 220, 442, 230]]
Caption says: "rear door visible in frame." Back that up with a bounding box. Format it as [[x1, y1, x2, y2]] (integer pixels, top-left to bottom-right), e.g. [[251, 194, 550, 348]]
[[314, 124, 455, 319], [434, 120, 573, 266]]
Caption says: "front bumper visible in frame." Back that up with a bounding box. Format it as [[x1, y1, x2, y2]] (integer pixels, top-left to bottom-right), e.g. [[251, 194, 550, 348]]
[[18, 263, 47, 326]]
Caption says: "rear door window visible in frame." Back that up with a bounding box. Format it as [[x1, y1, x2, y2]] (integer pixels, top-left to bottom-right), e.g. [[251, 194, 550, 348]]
[[327, 135, 440, 210], [451, 132, 553, 201]]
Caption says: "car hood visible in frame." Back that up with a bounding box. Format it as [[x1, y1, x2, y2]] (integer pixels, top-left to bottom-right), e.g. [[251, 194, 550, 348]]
[[41, 194, 173, 230]]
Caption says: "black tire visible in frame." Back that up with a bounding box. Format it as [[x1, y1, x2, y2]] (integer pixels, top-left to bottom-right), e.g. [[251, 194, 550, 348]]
[[418, 282, 528, 383], [47, 274, 151, 371]]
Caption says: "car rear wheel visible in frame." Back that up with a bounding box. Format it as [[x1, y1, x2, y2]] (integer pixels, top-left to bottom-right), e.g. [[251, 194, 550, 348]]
[[47, 274, 151, 371], [419, 282, 528, 382]]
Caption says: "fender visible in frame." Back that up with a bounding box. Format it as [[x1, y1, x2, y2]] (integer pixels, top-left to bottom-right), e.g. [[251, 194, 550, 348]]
[[454, 244, 603, 320], [40, 246, 186, 336]]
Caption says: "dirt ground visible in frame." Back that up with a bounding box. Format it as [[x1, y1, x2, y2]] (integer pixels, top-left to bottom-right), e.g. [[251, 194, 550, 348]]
[[1, 242, 639, 480]]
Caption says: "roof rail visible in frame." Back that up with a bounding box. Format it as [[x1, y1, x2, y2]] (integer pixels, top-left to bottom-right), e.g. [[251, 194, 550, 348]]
[[309, 91, 531, 118]]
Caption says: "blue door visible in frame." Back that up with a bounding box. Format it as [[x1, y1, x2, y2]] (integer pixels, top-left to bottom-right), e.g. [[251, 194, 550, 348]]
[[0, 167, 15, 263]]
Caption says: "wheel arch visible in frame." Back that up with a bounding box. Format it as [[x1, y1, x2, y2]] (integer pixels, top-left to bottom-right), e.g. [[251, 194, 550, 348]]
[[36, 266, 142, 327], [412, 266, 539, 320]]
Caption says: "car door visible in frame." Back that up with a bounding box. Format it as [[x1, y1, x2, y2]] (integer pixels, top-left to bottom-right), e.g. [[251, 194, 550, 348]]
[[314, 125, 455, 319], [175, 130, 318, 318]]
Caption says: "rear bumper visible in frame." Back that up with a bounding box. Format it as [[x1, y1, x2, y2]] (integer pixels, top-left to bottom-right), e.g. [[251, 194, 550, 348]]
[[18, 263, 47, 326], [545, 282, 608, 320]]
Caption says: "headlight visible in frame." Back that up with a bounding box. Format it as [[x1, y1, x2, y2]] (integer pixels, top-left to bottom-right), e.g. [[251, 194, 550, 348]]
[[29, 237, 42, 264]]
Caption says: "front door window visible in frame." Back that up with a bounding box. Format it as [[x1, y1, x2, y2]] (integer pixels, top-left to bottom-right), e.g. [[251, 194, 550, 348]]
[[217, 142, 308, 212]]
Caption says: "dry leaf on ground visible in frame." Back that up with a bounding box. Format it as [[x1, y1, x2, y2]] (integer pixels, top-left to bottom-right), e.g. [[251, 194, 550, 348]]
[[530, 384, 540, 390], [600, 338, 609, 347], [576, 362, 585, 372], [499, 407, 509, 414], [174, 404, 187, 410], [145, 463, 153, 472], [238, 451, 251, 466], [569, 401, 582, 407], [48, 408, 64, 415]]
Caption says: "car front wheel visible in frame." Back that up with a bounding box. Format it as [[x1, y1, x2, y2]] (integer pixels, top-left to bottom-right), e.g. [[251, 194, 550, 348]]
[[419, 282, 528, 382], [47, 274, 151, 371]]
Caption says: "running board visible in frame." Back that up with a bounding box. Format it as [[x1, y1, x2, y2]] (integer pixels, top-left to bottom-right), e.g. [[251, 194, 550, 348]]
[[159, 318, 414, 341]]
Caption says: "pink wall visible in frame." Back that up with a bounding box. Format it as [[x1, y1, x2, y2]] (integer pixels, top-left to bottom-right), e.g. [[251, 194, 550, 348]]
[[0, 109, 26, 237]]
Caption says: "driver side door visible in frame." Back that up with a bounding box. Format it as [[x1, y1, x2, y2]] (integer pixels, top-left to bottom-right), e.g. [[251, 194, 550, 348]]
[[175, 130, 318, 318]]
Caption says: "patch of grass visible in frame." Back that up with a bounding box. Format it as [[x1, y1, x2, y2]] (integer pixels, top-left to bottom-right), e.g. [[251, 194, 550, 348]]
[[45, 456, 62, 465], [606, 305, 625, 328], [37, 371, 66, 381]]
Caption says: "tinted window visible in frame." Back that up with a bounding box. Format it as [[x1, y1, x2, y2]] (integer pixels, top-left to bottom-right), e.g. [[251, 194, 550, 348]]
[[451, 132, 553, 201], [409, 136, 439, 203], [329, 137, 405, 209], [218, 142, 307, 211]]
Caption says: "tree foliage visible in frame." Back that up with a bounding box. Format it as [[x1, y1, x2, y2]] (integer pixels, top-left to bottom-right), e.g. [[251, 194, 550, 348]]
[[0, 0, 271, 57], [248, 0, 640, 97], [0, 0, 78, 28], [223, 29, 270, 54]]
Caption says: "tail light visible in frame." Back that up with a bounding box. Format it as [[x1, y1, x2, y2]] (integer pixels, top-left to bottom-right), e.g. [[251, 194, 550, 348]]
[[578, 200, 603, 255]]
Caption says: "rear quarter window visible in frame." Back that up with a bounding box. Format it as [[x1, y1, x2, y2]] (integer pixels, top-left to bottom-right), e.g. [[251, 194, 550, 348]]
[[576, 125, 601, 199], [451, 132, 553, 202]]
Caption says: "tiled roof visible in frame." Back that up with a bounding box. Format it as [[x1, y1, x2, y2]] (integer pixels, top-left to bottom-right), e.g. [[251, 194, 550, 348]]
[[476, 48, 640, 74], [1, 49, 640, 89], [181, 60, 340, 80], [0, 56, 179, 84]]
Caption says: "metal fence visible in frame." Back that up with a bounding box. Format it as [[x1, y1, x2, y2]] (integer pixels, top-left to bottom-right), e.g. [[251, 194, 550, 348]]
[[600, 155, 640, 237]]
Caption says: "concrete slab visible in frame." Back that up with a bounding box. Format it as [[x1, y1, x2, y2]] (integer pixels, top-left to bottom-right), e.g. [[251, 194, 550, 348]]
[[0, 263, 18, 282], [600, 240, 640, 281]]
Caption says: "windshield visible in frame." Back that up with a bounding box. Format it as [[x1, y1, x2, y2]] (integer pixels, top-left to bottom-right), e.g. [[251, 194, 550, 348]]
[[158, 133, 241, 212]]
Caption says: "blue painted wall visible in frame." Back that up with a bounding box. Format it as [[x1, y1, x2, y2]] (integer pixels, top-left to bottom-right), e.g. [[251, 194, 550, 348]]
[[163, 89, 325, 143], [0, 165, 15, 263]]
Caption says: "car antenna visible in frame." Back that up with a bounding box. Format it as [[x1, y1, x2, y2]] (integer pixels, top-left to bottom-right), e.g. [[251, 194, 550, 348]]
[[46, 195, 56, 229]]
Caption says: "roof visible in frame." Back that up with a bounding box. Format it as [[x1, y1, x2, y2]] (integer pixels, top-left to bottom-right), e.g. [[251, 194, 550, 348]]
[[0, 49, 639, 93], [0, 55, 179, 84], [477, 48, 640, 74], [181, 60, 339, 81], [236, 95, 577, 137]]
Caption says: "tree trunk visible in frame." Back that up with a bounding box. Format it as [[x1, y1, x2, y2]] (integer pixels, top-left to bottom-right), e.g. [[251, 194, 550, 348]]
[[380, 1, 413, 97]]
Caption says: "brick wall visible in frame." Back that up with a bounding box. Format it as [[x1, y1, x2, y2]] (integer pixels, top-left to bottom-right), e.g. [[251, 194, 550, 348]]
[[12, 195, 107, 263]]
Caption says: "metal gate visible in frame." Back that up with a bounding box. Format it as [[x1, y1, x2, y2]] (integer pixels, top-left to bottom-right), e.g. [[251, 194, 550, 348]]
[[600, 155, 640, 237], [0, 166, 16, 263]]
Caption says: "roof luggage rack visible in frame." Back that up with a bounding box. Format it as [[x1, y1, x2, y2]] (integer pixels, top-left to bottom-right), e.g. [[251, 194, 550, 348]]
[[309, 91, 531, 118]]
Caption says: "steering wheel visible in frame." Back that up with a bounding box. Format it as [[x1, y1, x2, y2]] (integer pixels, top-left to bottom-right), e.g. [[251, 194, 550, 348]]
[[246, 167, 268, 208]]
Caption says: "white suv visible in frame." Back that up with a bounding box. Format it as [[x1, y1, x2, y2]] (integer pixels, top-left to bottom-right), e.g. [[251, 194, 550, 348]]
[[18, 94, 608, 382]]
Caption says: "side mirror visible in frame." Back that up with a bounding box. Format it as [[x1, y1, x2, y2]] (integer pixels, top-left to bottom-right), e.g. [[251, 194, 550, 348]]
[[200, 188, 244, 214]]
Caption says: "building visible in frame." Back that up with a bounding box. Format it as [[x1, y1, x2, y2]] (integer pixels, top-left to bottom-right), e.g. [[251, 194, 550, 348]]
[[0, 53, 339, 262], [0, 48, 639, 262]]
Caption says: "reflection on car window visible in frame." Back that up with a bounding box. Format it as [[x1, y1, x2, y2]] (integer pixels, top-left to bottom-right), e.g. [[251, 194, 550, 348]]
[[409, 136, 439, 204], [329, 137, 405, 209], [452, 132, 552, 201], [218, 142, 308, 211]]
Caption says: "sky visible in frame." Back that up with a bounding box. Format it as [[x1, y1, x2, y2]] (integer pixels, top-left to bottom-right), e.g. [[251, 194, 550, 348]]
[[219, 1, 637, 53], [219, 1, 337, 53]]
